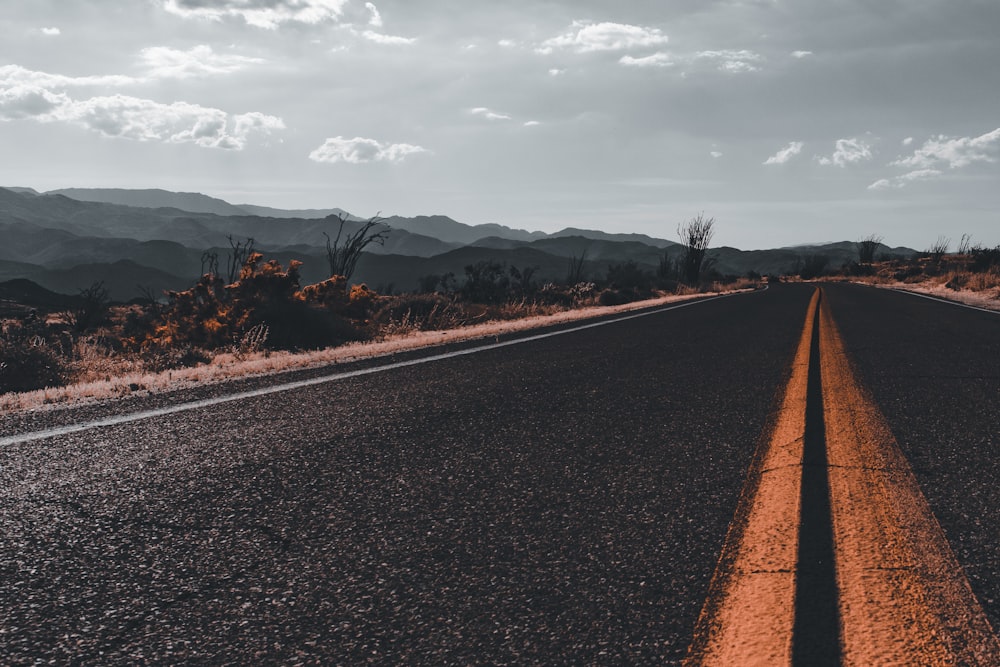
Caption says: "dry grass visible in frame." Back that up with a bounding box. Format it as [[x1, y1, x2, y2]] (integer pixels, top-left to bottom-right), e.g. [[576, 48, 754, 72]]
[[847, 258, 1000, 311], [1, 287, 754, 414]]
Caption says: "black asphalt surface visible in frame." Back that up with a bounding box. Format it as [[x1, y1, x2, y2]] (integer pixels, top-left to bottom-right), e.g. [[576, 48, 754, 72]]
[[0, 285, 817, 665], [822, 283, 1000, 632]]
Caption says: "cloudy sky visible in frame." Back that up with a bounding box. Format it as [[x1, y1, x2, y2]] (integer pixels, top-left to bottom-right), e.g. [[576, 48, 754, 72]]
[[2, 0, 999, 249]]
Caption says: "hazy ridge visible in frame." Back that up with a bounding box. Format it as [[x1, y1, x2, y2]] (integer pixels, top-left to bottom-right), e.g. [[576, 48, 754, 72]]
[[0, 187, 917, 301]]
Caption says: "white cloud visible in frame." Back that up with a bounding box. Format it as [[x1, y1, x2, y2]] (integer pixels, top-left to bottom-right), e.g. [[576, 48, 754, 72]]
[[548, 68, 565, 76], [538, 21, 668, 54], [0, 67, 282, 150], [498, 39, 517, 48], [892, 128, 1000, 170], [41, 27, 61, 36], [868, 169, 942, 190], [695, 50, 763, 73], [0, 85, 71, 120], [54, 96, 283, 149], [309, 136, 427, 163], [161, 0, 350, 29], [763, 141, 804, 165], [140, 45, 263, 79], [791, 50, 812, 58], [359, 30, 415, 45], [710, 151, 723, 158], [470, 106, 511, 121], [817, 137, 873, 167], [364, 2, 382, 27], [619, 52, 673, 68], [523, 120, 540, 127], [868, 128, 1000, 189], [0, 64, 137, 89]]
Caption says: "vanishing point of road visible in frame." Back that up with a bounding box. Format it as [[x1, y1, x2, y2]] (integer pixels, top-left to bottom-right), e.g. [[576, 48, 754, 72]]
[[1, 283, 999, 664]]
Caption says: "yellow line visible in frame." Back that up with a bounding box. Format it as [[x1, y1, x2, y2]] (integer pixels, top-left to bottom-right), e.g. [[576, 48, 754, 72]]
[[684, 290, 819, 665], [685, 288, 1000, 665], [818, 290, 1000, 664]]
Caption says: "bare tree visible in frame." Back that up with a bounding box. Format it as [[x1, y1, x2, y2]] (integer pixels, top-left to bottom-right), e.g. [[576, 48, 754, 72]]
[[566, 248, 588, 284], [857, 234, 882, 264], [226, 236, 255, 283], [927, 235, 950, 261], [677, 213, 716, 284], [958, 233, 973, 255], [324, 213, 390, 282], [201, 249, 219, 278], [64, 281, 110, 333]]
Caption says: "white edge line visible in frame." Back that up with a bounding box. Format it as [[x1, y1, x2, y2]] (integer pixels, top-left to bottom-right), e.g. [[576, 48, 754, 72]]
[[1, 290, 756, 447], [886, 286, 1000, 315]]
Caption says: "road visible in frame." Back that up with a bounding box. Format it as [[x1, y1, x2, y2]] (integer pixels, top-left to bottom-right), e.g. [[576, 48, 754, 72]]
[[1, 282, 998, 664]]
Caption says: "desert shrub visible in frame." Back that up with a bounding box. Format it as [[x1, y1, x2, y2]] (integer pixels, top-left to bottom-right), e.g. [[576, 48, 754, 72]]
[[139, 345, 212, 373], [249, 298, 362, 350], [62, 281, 111, 334], [945, 273, 969, 290], [461, 260, 511, 304], [971, 246, 1000, 273], [137, 253, 367, 353], [598, 289, 632, 306], [798, 254, 829, 280], [606, 260, 653, 292], [0, 318, 69, 392], [534, 283, 574, 307], [371, 293, 467, 333], [893, 263, 924, 281]]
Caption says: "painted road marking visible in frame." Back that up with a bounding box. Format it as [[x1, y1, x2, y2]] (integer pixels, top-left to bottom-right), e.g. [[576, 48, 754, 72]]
[[888, 286, 1000, 315], [1, 291, 750, 448], [686, 288, 1000, 666]]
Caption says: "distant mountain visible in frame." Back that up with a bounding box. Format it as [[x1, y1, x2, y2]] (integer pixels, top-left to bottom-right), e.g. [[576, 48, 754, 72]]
[[236, 204, 361, 220], [0, 185, 923, 302], [47, 188, 249, 216], [548, 228, 676, 249], [353, 246, 602, 293], [382, 215, 547, 245], [29, 259, 192, 303], [472, 235, 666, 265], [0, 278, 79, 317]]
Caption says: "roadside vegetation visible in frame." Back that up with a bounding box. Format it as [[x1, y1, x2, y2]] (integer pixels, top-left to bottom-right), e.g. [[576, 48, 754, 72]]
[[1, 214, 756, 398], [782, 233, 1000, 306]]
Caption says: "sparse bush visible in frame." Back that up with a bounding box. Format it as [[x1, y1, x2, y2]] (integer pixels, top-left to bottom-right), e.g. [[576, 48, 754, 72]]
[[567, 250, 588, 284], [606, 260, 653, 293], [971, 246, 1000, 273], [926, 236, 951, 261], [139, 345, 211, 373], [62, 281, 111, 334], [461, 260, 510, 304], [0, 317, 69, 392], [598, 289, 631, 306], [798, 254, 829, 280], [232, 323, 269, 359], [137, 253, 366, 353], [857, 234, 882, 264], [677, 213, 716, 284], [324, 214, 389, 281]]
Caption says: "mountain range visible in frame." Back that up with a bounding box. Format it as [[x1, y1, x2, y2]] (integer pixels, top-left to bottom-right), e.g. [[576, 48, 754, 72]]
[[0, 187, 917, 302]]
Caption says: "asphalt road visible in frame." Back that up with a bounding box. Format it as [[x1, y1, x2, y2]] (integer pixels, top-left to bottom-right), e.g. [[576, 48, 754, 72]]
[[822, 283, 1000, 633], [1, 281, 997, 664]]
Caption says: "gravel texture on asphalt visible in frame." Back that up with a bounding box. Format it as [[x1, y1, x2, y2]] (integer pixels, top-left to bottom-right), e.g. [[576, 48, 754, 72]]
[[824, 283, 1000, 632], [0, 284, 815, 665]]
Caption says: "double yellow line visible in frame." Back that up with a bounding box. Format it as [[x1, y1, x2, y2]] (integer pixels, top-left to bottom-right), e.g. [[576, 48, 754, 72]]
[[685, 288, 1000, 665]]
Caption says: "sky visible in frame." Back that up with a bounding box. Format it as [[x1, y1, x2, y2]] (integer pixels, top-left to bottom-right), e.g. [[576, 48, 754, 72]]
[[1, 0, 999, 250]]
